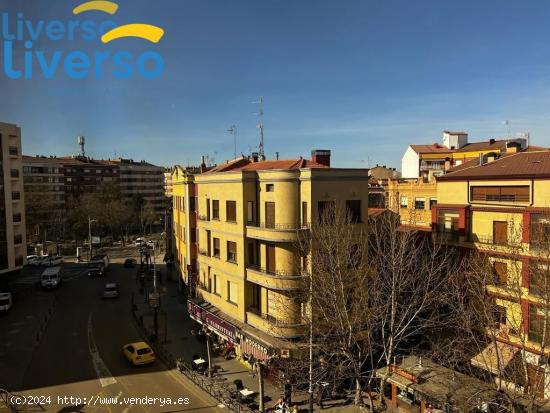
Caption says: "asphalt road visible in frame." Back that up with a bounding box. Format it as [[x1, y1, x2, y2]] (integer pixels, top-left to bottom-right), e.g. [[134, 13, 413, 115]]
[[9, 262, 221, 413]]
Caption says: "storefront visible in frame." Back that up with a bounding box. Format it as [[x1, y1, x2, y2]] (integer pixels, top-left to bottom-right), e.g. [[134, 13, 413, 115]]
[[187, 300, 239, 344]]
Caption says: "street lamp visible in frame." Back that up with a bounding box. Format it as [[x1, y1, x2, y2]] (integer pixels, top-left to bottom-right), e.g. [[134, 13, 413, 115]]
[[88, 216, 97, 261]]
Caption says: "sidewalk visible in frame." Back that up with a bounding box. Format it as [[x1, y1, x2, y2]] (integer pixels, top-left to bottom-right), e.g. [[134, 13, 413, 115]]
[[131, 265, 365, 413]]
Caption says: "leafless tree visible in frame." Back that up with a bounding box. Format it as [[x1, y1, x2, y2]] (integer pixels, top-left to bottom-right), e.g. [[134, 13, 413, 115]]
[[367, 210, 462, 400]]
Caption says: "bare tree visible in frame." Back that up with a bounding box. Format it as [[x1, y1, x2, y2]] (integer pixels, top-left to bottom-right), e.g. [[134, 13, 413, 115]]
[[367, 210, 462, 400]]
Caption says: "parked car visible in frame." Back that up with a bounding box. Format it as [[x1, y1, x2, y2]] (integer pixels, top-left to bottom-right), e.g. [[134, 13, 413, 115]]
[[42, 255, 63, 267], [134, 238, 145, 247], [103, 283, 119, 299], [124, 258, 137, 268], [88, 262, 106, 277], [0, 292, 12, 313], [122, 342, 155, 365], [28, 256, 47, 267], [26, 255, 39, 266], [41, 267, 63, 289]]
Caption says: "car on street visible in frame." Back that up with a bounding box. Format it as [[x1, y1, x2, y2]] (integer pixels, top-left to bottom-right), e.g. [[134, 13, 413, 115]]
[[41, 267, 63, 289], [91, 254, 110, 270], [122, 342, 155, 365], [88, 262, 106, 277], [43, 255, 64, 267], [28, 255, 47, 267], [103, 283, 119, 299], [26, 255, 39, 266], [134, 238, 146, 247], [124, 258, 137, 268], [0, 292, 12, 313]]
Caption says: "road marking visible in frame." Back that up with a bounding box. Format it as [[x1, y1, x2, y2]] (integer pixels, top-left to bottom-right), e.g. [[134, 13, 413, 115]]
[[88, 313, 117, 387]]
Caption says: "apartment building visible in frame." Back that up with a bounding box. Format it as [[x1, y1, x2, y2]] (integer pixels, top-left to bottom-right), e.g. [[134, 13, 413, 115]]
[[172, 166, 200, 292], [389, 131, 529, 229], [433, 148, 550, 399], [183, 150, 369, 362], [22, 156, 66, 240], [0, 122, 26, 277], [164, 167, 173, 198], [111, 158, 165, 215]]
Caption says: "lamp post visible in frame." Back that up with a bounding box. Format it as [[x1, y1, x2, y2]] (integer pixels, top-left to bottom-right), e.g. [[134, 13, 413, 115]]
[[88, 216, 97, 261]]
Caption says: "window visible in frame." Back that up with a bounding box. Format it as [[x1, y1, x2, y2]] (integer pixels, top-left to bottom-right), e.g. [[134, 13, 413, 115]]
[[189, 197, 196, 212], [266, 184, 274, 192], [531, 214, 550, 249], [470, 186, 529, 203], [206, 198, 211, 220], [493, 221, 508, 245], [400, 196, 408, 209], [265, 202, 275, 228], [213, 238, 220, 258], [227, 281, 237, 304], [345, 200, 361, 223], [227, 241, 237, 263], [317, 201, 335, 223], [492, 305, 506, 326], [414, 198, 425, 210], [13, 213, 21, 223], [10, 169, 19, 178], [14, 234, 22, 245], [530, 264, 550, 296], [8, 146, 18, 156], [529, 305, 550, 344], [247, 201, 254, 224], [302, 202, 308, 227], [493, 262, 508, 286], [226, 201, 237, 222], [266, 244, 276, 274], [212, 200, 219, 219], [213, 274, 220, 295], [12, 191, 20, 200], [429, 198, 437, 210]]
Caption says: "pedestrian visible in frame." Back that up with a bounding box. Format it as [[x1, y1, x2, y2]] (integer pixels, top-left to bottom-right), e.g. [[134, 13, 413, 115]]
[[283, 381, 292, 406]]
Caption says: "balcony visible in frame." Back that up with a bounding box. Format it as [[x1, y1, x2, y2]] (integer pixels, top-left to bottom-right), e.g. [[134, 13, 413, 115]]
[[246, 307, 305, 338], [246, 222, 305, 243], [246, 264, 305, 291]]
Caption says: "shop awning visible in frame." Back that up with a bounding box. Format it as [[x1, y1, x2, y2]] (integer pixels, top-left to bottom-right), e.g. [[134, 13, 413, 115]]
[[471, 341, 519, 375]]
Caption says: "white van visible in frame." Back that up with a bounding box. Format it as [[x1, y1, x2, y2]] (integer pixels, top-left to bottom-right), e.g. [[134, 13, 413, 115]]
[[41, 266, 63, 289]]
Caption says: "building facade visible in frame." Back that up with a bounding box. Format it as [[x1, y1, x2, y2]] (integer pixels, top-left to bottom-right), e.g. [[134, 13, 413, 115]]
[[434, 148, 550, 399], [0, 122, 26, 276], [389, 130, 529, 228], [178, 150, 369, 363]]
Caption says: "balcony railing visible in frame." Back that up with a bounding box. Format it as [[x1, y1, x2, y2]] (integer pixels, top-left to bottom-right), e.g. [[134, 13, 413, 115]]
[[247, 306, 303, 327], [197, 214, 209, 221], [247, 222, 305, 230], [246, 263, 301, 277], [198, 249, 209, 256]]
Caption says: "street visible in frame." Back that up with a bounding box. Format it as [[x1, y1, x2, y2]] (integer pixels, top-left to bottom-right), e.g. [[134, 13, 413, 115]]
[[0, 258, 221, 413]]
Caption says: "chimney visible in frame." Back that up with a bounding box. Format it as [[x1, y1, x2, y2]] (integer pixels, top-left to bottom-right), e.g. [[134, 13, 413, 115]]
[[489, 138, 496, 145], [311, 149, 331, 167], [507, 142, 520, 153], [251, 152, 259, 162], [479, 153, 484, 166], [200, 155, 207, 173]]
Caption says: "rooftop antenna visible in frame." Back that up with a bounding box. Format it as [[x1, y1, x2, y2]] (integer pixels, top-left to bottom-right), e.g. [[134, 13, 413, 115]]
[[227, 125, 237, 159], [503, 120, 511, 146], [254, 97, 265, 160], [77, 136, 85, 157]]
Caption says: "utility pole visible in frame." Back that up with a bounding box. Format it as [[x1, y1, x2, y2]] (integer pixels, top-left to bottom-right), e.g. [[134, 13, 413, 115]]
[[257, 361, 265, 413], [88, 216, 96, 261], [153, 244, 158, 341], [205, 329, 212, 377], [255, 97, 265, 161], [228, 125, 237, 159]]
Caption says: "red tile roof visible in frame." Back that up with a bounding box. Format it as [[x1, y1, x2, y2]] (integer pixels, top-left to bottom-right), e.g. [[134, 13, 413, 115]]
[[206, 157, 329, 173], [439, 149, 550, 180], [410, 144, 453, 154], [410, 139, 513, 154]]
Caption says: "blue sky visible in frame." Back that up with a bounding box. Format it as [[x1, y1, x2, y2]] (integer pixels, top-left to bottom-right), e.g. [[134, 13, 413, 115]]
[[2, 0, 550, 169]]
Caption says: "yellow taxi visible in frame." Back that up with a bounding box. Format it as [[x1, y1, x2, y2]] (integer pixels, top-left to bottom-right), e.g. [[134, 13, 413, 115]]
[[122, 342, 156, 365]]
